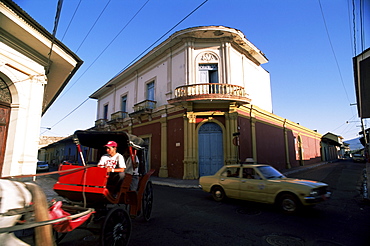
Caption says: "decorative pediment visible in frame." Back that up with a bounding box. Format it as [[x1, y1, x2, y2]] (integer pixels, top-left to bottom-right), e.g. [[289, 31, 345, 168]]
[[200, 52, 218, 62]]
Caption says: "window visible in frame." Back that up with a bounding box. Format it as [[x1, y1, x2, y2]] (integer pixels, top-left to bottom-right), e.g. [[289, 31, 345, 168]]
[[103, 104, 108, 119], [121, 95, 127, 112], [199, 64, 218, 83], [242, 168, 261, 179], [221, 167, 240, 178], [147, 81, 155, 109], [147, 81, 155, 101]]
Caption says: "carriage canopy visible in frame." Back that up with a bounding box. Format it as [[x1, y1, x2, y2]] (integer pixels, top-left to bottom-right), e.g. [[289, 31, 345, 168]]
[[74, 130, 145, 152]]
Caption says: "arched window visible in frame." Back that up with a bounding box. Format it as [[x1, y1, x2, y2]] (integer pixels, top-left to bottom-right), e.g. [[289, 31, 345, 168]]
[[0, 77, 11, 105]]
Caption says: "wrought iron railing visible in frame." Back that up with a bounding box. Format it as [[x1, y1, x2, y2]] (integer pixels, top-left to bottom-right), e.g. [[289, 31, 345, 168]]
[[174, 83, 247, 98]]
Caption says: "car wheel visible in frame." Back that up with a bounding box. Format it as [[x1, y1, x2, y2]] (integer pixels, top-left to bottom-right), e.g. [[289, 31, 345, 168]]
[[211, 186, 225, 202], [278, 193, 300, 214]]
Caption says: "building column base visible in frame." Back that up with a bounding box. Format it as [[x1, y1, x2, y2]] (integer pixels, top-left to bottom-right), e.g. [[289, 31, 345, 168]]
[[159, 166, 168, 178], [183, 159, 197, 179]]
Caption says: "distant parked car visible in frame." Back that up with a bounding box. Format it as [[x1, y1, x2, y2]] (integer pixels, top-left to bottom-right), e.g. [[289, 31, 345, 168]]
[[353, 154, 366, 163], [36, 161, 49, 172], [199, 164, 331, 213]]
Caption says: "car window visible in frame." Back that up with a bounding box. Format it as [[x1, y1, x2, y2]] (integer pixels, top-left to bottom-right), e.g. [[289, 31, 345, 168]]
[[257, 166, 285, 179], [221, 167, 240, 178], [242, 168, 261, 179]]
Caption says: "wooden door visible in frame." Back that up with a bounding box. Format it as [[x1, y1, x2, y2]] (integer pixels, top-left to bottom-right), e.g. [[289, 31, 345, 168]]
[[0, 103, 10, 176], [198, 122, 224, 176]]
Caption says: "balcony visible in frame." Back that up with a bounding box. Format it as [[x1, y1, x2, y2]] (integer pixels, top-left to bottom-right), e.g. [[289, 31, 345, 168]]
[[168, 83, 251, 105], [129, 100, 157, 118], [94, 118, 107, 128], [109, 111, 128, 122]]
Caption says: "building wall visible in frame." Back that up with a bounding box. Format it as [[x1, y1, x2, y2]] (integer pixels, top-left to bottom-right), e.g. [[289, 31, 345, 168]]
[[94, 30, 272, 123], [132, 119, 162, 176], [255, 121, 286, 169], [1, 1, 81, 177], [90, 26, 322, 179], [91, 101, 322, 179], [236, 105, 321, 171], [166, 115, 185, 178], [230, 45, 272, 112], [0, 47, 46, 177]]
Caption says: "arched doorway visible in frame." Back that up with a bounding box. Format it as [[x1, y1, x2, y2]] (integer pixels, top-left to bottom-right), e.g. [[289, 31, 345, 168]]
[[198, 122, 224, 176], [0, 77, 11, 176]]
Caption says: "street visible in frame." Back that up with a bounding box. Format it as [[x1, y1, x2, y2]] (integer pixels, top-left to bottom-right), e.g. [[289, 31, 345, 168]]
[[21, 160, 370, 246], [127, 160, 370, 246]]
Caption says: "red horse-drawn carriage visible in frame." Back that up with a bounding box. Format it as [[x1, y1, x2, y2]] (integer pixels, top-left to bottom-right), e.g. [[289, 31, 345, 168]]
[[0, 130, 154, 246]]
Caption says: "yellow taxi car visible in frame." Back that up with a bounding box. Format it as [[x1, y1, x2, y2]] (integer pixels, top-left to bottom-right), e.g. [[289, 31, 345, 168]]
[[199, 164, 331, 213]]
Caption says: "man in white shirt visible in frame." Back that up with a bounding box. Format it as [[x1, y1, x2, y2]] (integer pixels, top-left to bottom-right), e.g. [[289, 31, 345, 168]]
[[98, 141, 126, 194]]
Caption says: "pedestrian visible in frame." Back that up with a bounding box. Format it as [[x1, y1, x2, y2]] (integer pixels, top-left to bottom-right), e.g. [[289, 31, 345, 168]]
[[98, 141, 126, 194], [123, 149, 140, 191]]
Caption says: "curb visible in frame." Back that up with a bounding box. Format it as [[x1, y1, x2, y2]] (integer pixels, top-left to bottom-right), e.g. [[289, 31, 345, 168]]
[[151, 162, 331, 189], [151, 180, 199, 189]]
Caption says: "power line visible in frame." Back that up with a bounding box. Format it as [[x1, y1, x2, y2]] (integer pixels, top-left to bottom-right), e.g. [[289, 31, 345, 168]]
[[359, 0, 365, 52], [41, 97, 90, 135], [352, 0, 357, 55], [318, 0, 352, 105], [115, 0, 209, 76], [46, 0, 64, 75], [61, 0, 83, 41], [76, 0, 112, 52], [45, 0, 209, 134], [56, 0, 150, 101], [43, 1, 151, 133]]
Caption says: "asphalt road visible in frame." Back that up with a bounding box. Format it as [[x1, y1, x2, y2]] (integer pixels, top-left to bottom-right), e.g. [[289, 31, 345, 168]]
[[19, 160, 370, 246], [129, 160, 370, 246]]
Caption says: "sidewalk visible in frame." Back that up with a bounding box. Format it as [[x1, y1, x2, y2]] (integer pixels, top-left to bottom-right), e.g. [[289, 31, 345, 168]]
[[31, 161, 333, 202], [151, 161, 330, 189]]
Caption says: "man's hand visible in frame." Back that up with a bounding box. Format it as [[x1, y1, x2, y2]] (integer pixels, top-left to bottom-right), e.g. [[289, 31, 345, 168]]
[[113, 168, 125, 173]]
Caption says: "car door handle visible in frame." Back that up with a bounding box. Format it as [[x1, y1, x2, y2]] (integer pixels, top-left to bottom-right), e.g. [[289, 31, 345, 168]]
[[220, 178, 225, 181], [241, 180, 246, 183]]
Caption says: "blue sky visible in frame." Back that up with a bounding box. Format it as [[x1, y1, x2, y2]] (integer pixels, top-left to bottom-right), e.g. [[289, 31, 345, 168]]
[[13, 0, 369, 141]]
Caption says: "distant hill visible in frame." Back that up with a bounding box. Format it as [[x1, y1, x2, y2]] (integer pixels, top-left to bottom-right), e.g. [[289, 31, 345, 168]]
[[344, 137, 364, 151]]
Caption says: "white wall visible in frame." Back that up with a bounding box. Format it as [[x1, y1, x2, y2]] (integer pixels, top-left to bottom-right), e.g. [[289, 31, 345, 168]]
[[1, 43, 47, 177], [95, 33, 273, 119], [229, 46, 272, 112]]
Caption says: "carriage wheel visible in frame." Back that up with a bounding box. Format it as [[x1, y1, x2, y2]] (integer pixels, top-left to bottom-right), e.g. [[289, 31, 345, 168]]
[[142, 181, 153, 221], [101, 207, 131, 246], [53, 230, 67, 244]]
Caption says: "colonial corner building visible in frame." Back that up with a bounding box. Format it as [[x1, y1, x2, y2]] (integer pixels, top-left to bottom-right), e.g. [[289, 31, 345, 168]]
[[0, 0, 82, 177], [89, 26, 323, 180]]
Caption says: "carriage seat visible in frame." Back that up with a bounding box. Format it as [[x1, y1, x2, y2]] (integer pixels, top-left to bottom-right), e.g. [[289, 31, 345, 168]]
[[53, 164, 133, 204]]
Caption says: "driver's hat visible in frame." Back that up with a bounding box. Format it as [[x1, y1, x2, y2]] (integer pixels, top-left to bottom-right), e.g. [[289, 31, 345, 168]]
[[105, 141, 118, 147]]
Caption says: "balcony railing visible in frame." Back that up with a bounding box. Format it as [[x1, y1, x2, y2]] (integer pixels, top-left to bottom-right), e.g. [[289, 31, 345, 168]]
[[169, 83, 250, 104], [133, 100, 156, 112], [111, 111, 128, 121], [129, 100, 157, 117], [94, 118, 107, 127]]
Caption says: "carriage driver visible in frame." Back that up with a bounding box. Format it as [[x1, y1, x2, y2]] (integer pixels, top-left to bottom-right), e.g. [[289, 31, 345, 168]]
[[98, 141, 126, 193]]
